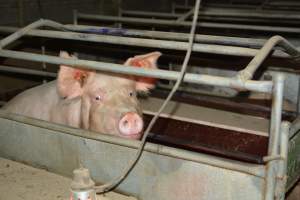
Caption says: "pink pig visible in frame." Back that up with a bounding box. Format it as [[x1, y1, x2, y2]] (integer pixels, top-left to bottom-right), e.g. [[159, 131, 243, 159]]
[[3, 51, 161, 140]]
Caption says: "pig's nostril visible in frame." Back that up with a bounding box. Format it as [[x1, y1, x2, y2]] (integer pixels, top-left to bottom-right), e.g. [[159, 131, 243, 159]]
[[123, 120, 129, 127]]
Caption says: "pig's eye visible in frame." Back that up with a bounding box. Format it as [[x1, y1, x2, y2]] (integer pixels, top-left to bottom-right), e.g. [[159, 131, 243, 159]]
[[129, 91, 135, 97], [95, 95, 102, 101]]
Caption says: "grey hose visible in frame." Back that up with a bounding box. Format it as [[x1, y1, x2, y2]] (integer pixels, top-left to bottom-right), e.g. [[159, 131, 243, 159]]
[[95, 0, 202, 193]]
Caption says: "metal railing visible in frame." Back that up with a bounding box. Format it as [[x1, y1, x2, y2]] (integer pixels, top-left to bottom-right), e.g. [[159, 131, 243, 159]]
[[0, 19, 299, 199], [0, 19, 286, 93], [74, 10, 300, 34]]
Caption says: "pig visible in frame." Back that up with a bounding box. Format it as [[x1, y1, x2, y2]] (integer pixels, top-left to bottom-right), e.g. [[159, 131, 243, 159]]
[[3, 51, 161, 140]]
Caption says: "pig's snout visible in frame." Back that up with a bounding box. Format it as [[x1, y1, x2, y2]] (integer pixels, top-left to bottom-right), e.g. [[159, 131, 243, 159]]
[[118, 112, 143, 139]]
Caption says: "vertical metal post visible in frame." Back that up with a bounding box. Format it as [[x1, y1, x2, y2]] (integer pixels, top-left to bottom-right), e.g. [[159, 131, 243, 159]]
[[41, 46, 47, 83], [265, 74, 285, 200], [73, 10, 78, 25], [275, 121, 290, 200], [269, 74, 285, 155], [168, 62, 174, 87]]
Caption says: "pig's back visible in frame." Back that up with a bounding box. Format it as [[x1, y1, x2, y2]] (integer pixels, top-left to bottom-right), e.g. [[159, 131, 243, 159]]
[[3, 81, 60, 121]]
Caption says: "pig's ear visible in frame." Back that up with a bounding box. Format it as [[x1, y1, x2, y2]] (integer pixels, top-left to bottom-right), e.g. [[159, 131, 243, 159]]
[[124, 51, 161, 92], [57, 51, 94, 99]]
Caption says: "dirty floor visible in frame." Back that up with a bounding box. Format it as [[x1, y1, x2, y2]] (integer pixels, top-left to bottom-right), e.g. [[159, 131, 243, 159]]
[[0, 157, 137, 200]]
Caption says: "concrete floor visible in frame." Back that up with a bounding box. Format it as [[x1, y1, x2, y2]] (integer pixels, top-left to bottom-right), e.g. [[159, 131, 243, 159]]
[[0, 157, 137, 200]]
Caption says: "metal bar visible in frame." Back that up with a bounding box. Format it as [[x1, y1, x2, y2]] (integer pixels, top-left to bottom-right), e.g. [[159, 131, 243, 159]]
[[0, 29, 268, 58], [0, 26, 293, 59], [0, 19, 66, 49], [199, 7, 300, 20], [0, 49, 273, 93], [238, 36, 300, 81], [122, 8, 300, 21], [265, 156, 278, 199], [0, 25, 267, 48], [73, 9, 78, 25], [275, 121, 290, 200], [203, 3, 259, 9], [297, 77, 300, 114], [268, 74, 285, 156], [122, 10, 300, 25], [0, 65, 56, 77], [265, 74, 285, 200], [173, 4, 193, 10], [41, 46, 47, 83], [0, 110, 266, 178], [189, 15, 300, 25], [268, 1, 300, 7], [76, 12, 300, 33], [0, 19, 45, 48], [3, 20, 298, 93], [122, 10, 180, 18]]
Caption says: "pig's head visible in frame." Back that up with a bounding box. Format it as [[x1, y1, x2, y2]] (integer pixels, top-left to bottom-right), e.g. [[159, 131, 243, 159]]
[[57, 51, 161, 140]]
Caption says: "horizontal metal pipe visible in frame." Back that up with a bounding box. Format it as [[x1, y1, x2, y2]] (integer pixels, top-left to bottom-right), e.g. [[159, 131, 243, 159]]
[[0, 65, 56, 77], [0, 110, 266, 178], [0, 49, 273, 93], [77, 12, 300, 33], [121, 9, 179, 18], [122, 10, 300, 26], [200, 8, 300, 20], [0, 25, 267, 48], [122, 8, 300, 20], [268, 1, 300, 7], [186, 15, 300, 25], [174, 3, 257, 10], [0, 27, 268, 57]]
